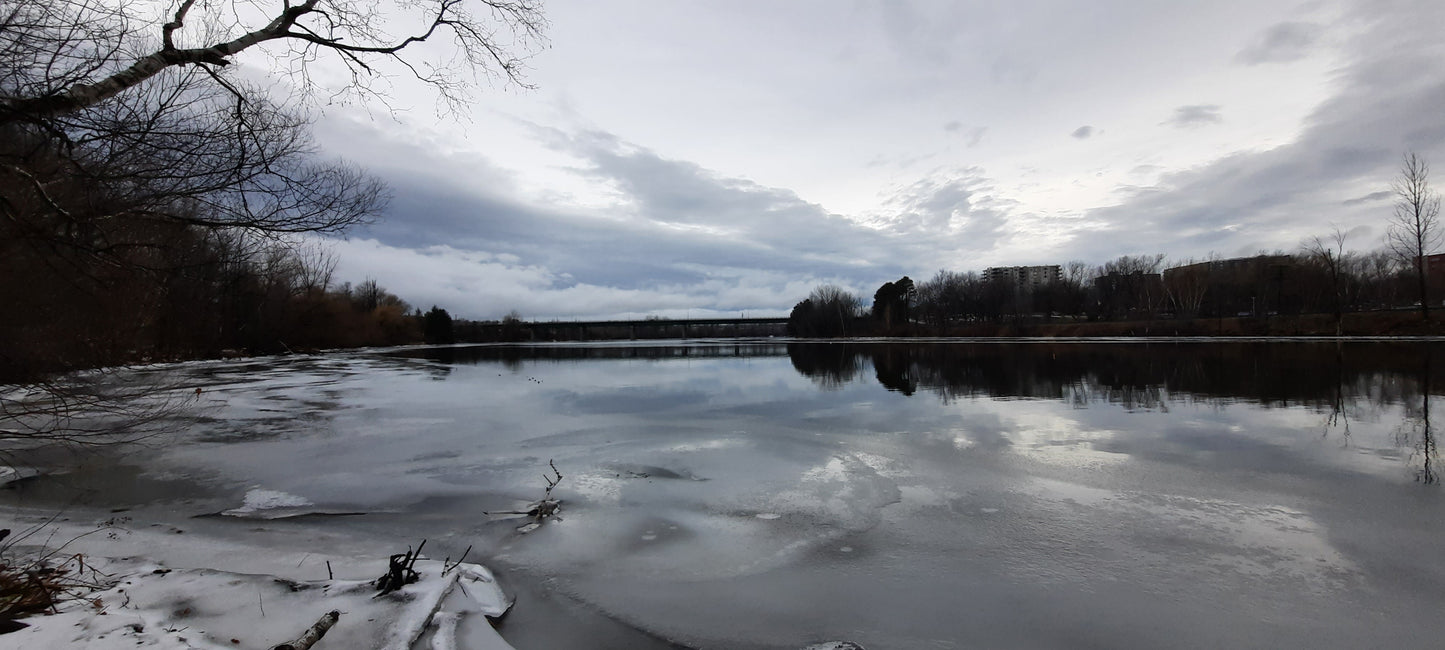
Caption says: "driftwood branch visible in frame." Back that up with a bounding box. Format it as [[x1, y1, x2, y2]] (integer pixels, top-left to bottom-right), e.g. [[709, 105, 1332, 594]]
[[373, 539, 425, 595], [542, 459, 562, 500], [441, 544, 471, 576], [482, 460, 563, 532], [267, 609, 340, 650]]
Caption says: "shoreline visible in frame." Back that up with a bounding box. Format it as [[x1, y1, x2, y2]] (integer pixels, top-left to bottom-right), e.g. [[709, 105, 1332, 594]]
[[0, 499, 707, 650], [0, 504, 517, 649]]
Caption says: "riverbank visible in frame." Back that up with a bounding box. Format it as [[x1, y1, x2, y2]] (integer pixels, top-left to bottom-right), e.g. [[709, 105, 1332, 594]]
[[0, 506, 515, 649], [899, 309, 1445, 338], [461, 310, 1445, 343]]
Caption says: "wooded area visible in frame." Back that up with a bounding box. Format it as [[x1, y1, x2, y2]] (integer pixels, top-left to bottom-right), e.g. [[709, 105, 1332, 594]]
[[0, 0, 545, 383]]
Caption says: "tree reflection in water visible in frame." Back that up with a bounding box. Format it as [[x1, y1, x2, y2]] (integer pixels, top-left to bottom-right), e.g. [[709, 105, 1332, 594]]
[[1395, 346, 1438, 484], [394, 340, 1442, 484], [787, 341, 1443, 483]]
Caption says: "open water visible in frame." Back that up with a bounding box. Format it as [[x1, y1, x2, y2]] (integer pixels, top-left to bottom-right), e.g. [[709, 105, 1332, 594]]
[[4, 340, 1445, 649]]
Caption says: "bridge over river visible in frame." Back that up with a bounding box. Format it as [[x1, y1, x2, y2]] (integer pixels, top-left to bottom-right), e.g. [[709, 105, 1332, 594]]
[[523, 317, 789, 340]]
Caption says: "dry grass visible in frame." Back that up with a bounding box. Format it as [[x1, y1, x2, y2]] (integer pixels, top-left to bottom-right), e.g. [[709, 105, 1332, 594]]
[[0, 521, 111, 632]]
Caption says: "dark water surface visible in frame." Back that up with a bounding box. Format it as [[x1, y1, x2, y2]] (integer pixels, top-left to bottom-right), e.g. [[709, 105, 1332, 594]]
[[5, 340, 1445, 649]]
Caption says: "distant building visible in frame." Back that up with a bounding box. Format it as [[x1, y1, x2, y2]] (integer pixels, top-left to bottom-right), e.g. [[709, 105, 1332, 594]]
[[984, 265, 1061, 289], [1093, 270, 1166, 318], [1407, 253, 1445, 306], [1162, 255, 1294, 284], [1161, 255, 1299, 317], [1421, 253, 1445, 288]]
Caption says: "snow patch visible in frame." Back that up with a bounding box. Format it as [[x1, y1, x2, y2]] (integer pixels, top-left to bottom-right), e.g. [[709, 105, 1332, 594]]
[[801, 457, 849, 483], [230, 488, 311, 511], [220, 488, 313, 518], [666, 438, 745, 452], [2, 556, 513, 650]]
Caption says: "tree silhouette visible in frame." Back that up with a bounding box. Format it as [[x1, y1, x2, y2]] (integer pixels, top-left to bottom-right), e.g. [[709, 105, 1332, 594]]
[[423, 306, 455, 345], [1386, 152, 1442, 321], [871, 276, 915, 331], [789, 285, 862, 337]]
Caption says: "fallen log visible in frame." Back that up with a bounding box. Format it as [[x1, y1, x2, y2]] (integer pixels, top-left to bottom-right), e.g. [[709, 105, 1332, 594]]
[[268, 610, 340, 650]]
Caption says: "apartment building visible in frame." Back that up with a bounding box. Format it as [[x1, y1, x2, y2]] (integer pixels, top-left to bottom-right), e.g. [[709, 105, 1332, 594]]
[[984, 265, 1062, 289]]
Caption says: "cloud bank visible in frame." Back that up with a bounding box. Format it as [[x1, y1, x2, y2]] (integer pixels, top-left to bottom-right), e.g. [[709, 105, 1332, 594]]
[[309, 0, 1445, 320]]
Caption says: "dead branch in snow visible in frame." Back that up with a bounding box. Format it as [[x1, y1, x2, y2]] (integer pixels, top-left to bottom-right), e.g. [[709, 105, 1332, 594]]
[[440, 544, 472, 576], [373, 539, 425, 596], [267, 609, 340, 650]]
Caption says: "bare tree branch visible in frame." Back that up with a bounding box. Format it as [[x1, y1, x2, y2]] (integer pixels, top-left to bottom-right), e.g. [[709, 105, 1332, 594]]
[[1302, 226, 1350, 334], [1386, 152, 1443, 321], [1, 0, 547, 124]]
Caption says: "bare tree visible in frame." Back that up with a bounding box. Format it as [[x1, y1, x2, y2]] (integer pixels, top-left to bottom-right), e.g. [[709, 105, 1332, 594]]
[[2, 0, 546, 238], [0, 369, 195, 449], [1, 0, 547, 124], [916, 269, 974, 327], [1302, 227, 1350, 334], [1064, 260, 1091, 287], [789, 284, 863, 337], [294, 241, 338, 295], [1358, 249, 1404, 310], [1101, 253, 1166, 276], [353, 278, 383, 312], [810, 284, 864, 320], [1386, 152, 1442, 321]]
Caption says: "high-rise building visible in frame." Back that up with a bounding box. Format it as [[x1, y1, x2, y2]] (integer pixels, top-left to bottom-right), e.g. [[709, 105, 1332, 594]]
[[984, 265, 1062, 289]]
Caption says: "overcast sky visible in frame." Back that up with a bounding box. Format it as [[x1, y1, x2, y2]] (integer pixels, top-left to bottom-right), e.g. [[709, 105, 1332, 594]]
[[295, 0, 1445, 321]]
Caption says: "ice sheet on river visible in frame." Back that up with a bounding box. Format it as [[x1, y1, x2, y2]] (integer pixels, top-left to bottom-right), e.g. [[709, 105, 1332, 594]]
[[7, 346, 1445, 649]]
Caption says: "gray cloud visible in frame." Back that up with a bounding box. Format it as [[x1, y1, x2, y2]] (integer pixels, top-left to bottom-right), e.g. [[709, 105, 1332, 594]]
[[880, 172, 1010, 253], [549, 129, 907, 267], [966, 127, 987, 148], [875, 1, 960, 67], [944, 122, 988, 148], [989, 55, 1038, 86], [1072, 125, 1095, 139], [865, 151, 940, 170], [1236, 22, 1323, 65], [327, 121, 955, 317], [1342, 190, 1393, 206], [1162, 105, 1223, 128], [1056, 1, 1445, 262]]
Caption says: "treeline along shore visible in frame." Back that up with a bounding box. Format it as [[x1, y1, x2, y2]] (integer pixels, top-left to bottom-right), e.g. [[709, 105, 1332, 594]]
[[449, 309, 1445, 344]]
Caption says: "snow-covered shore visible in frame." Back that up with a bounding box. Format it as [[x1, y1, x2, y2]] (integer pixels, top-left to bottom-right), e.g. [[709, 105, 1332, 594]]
[[0, 508, 515, 649]]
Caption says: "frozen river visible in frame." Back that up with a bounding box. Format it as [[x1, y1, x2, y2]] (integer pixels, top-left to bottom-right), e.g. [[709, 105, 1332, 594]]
[[5, 340, 1445, 648]]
